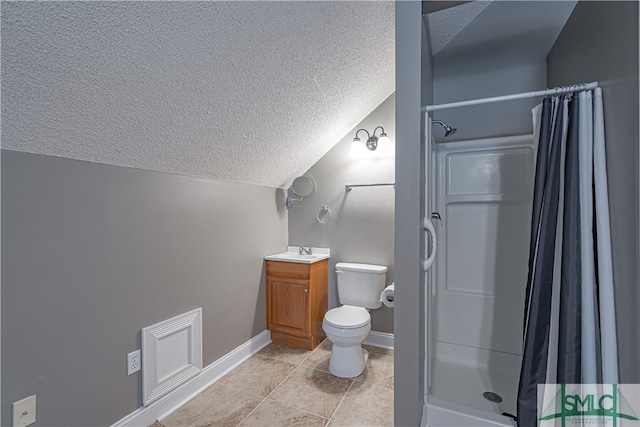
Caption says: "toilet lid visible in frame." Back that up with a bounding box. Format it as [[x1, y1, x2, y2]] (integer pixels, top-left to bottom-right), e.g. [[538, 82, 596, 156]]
[[324, 305, 370, 329]]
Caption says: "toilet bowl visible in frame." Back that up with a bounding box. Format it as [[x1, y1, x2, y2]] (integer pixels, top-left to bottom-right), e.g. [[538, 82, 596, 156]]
[[322, 305, 372, 377], [322, 262, 387, 378]]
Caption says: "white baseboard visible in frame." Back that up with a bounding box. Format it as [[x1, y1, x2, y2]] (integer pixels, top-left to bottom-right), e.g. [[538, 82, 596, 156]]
[[363, 330, 394, 350], [112, 330, 271, 427]]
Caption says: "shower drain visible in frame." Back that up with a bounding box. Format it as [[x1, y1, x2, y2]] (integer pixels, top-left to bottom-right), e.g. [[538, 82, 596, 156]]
[[483, 391, 503, 403]]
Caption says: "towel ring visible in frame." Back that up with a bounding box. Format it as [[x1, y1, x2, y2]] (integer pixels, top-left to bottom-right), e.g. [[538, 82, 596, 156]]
[[317, 206, 332, 224]]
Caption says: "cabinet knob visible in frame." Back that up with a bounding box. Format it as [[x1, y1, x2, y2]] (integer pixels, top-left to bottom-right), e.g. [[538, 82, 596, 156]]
[[304, 289, 308, 293]]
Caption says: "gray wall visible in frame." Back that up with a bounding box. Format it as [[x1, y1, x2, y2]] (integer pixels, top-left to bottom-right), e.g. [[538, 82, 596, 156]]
[[547, 0, 639, 383], [394, 4, 430, 426], [288, 95, 395, 333], [433, 57, 546, 143], [1, 150, 288, 426]]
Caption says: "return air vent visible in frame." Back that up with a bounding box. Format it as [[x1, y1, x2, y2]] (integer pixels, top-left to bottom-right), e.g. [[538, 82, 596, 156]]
[[142, 308, 203, 406]]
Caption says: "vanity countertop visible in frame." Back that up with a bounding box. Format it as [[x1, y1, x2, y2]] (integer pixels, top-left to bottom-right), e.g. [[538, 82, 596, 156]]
[[264, 246, 330, 264]]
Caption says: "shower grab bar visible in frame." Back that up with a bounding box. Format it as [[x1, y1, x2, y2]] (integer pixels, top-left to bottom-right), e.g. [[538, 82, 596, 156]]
[[345, 183, 395, 191], [424, 216, 437, 272]]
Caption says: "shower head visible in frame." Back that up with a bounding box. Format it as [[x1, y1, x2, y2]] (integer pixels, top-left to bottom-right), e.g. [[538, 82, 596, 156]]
[[432, 120, 458, 137]]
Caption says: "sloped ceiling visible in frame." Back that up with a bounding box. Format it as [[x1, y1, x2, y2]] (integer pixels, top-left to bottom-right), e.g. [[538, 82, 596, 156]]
[[428, 1, 577, 63], [2, 1, 395, 188], [428, 1, 491, 55]]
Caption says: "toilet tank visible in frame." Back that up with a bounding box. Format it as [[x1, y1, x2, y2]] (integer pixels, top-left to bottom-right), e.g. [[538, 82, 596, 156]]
[[335, 262, 388, 309]]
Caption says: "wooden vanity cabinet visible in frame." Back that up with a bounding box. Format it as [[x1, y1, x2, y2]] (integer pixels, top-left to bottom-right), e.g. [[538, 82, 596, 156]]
[[266, 259, 328, 350]]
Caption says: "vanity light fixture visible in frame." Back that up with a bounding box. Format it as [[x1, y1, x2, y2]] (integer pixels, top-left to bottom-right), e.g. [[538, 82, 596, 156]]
[[352, 126, 389, 151], [350, 126, 392, 157]]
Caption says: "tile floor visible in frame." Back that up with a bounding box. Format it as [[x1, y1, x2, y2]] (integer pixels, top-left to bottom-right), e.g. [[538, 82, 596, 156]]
[[156, 340, 394, 427]]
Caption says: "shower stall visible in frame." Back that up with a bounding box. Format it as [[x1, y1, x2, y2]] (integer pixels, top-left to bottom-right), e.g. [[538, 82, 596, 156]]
[[422, 86, 623, 427], [422, 114, 534, 426]]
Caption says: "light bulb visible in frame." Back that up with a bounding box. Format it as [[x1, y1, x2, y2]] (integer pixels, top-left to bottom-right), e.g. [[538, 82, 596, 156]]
[[376, 133, 393, 156], [350, 138, 367, 157]]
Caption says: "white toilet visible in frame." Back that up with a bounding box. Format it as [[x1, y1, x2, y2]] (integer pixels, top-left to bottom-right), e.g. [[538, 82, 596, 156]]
[[322, 262, 387, 378]]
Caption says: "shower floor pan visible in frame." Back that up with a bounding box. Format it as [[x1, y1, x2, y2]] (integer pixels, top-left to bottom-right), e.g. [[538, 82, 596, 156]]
[[422, 397, 515, 427], [429, 342, 521, 419]]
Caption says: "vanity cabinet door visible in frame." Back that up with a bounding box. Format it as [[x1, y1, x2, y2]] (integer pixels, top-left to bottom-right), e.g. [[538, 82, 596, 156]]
[[267, 277, 310, 338]]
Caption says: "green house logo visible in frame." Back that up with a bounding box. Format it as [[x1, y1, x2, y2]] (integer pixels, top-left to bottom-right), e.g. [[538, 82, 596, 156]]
[[539, 384, 639, 426]]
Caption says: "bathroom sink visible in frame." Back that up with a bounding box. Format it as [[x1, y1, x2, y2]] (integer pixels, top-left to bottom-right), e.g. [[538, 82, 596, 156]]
[[265, 247, 330, 264], [265, 253, 326, 263]]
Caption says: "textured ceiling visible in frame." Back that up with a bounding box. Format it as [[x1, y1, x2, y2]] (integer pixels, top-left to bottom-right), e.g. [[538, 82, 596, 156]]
[[2, 1, 395, 188]]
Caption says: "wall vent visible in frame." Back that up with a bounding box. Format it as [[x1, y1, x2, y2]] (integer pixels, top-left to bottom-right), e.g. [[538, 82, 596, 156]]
[[142, 308, 203, 406]]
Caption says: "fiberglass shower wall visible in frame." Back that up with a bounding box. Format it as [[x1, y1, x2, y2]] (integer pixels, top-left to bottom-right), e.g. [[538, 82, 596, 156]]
[[429, 134, 534, 415]]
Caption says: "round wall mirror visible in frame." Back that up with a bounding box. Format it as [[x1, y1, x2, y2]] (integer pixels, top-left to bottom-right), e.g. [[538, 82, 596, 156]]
[[291, 176, 314, 198], [285, 174, 317, 209]]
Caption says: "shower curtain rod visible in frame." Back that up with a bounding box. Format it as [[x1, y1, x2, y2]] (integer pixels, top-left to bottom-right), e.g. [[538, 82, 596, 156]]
[[423, 81, 599, 112]]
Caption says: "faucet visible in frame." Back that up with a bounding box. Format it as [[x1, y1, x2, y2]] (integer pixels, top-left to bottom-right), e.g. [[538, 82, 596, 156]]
[[298, 246, 313, 255]]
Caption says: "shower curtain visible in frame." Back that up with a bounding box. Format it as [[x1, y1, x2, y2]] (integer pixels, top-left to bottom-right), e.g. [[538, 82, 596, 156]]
[[517, 88, 618, 426]]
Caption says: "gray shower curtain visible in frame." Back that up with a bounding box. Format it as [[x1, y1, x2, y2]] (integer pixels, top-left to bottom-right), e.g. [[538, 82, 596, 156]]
[[517, 89, 618, 426]]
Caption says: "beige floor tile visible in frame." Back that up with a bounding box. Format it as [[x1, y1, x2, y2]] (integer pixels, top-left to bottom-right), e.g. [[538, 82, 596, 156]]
[[269, 366, 353, 419], [312, 338, 331, 353], [160, 342, 394, 426], [238, 398, 328, 427], [362, 345, 394, 356], [370, 346, 394, 356], [361, 344, 375, 354], [329, 381, 394, 426], [355, 352, 394, 389], [258, 342, 311, 365], [217, 355, 296, 397], [301, 339, 332, 373], [162, 382, 262, 427]]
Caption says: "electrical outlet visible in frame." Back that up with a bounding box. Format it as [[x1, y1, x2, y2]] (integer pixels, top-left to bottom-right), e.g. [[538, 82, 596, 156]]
[[13, 395, 36, 427], [127, 349, 141, 375]]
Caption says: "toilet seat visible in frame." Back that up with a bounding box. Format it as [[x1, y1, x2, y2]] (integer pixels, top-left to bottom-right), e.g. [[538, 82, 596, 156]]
[[323, 305, 370, 329]]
